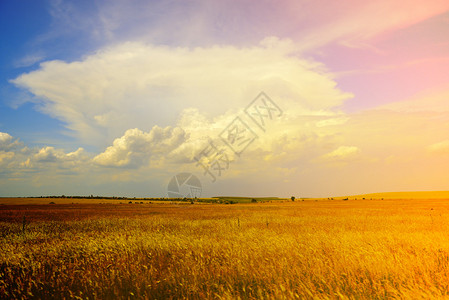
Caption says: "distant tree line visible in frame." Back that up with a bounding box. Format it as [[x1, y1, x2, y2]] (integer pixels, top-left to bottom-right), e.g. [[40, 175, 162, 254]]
[[32, 195, 184, 201]]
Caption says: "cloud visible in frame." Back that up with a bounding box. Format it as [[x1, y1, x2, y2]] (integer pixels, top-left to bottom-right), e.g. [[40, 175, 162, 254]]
[[43, 0, 449, 53], [320, 146, 361, 162], [33, 147, 62, 162], [428, 140, 449, 154], [12, 38, 352, 147], [0, 131, 91, 176], [14, 53, 46, 68], [93, 126, 187, 167], [0, 132, 22, 151], [297, 0, 449, 51], [2, 92, 449, 197], [0, 151, 15, 166], [0, 132, 14, 148], [379, 88, 449, 113], [32, 146, 88, 163]]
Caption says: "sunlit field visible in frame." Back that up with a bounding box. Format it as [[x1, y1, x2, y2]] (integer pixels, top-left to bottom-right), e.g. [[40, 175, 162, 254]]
[[2, 197, 449, 299]]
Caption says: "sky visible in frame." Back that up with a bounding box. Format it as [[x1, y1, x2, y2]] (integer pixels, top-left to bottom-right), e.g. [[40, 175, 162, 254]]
[[1, 0, 449, 198]]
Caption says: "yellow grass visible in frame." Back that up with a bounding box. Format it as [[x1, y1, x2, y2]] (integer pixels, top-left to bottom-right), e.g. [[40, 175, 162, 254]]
[[2, 198, 449, 298]]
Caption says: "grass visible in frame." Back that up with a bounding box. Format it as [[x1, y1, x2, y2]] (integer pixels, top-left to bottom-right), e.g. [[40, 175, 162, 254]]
[[0, 196, 287, 205], [1, 198, 449, 298]]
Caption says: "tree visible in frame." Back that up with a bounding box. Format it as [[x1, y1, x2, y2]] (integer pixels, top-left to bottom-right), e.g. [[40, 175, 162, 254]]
[[291, 196, 295, 202]]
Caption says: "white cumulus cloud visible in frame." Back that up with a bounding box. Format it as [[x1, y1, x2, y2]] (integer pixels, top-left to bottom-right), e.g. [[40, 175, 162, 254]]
[[93, 126, 187, 167], [32, 146, 88, 164], [12, 38, 352, 147], [0, 132, 22, 151]]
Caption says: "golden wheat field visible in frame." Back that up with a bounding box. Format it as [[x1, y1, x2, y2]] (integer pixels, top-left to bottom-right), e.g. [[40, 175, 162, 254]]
[[2, 197, 449, 299]]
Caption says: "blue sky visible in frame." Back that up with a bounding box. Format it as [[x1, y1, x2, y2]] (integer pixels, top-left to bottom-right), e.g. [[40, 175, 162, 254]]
[[1, 0, 449, 197], [0, 0, 89, 149]]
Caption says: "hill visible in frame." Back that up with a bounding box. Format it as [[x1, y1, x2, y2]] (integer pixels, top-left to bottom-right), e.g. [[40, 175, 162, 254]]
[[342, 191, 449, 199]]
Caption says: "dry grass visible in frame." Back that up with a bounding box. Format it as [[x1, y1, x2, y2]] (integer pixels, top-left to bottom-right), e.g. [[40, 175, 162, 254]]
[[1, 199, 449, 299]]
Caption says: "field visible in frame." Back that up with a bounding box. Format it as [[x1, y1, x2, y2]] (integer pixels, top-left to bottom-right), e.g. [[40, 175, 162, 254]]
[[2, 197, 449, 299]]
